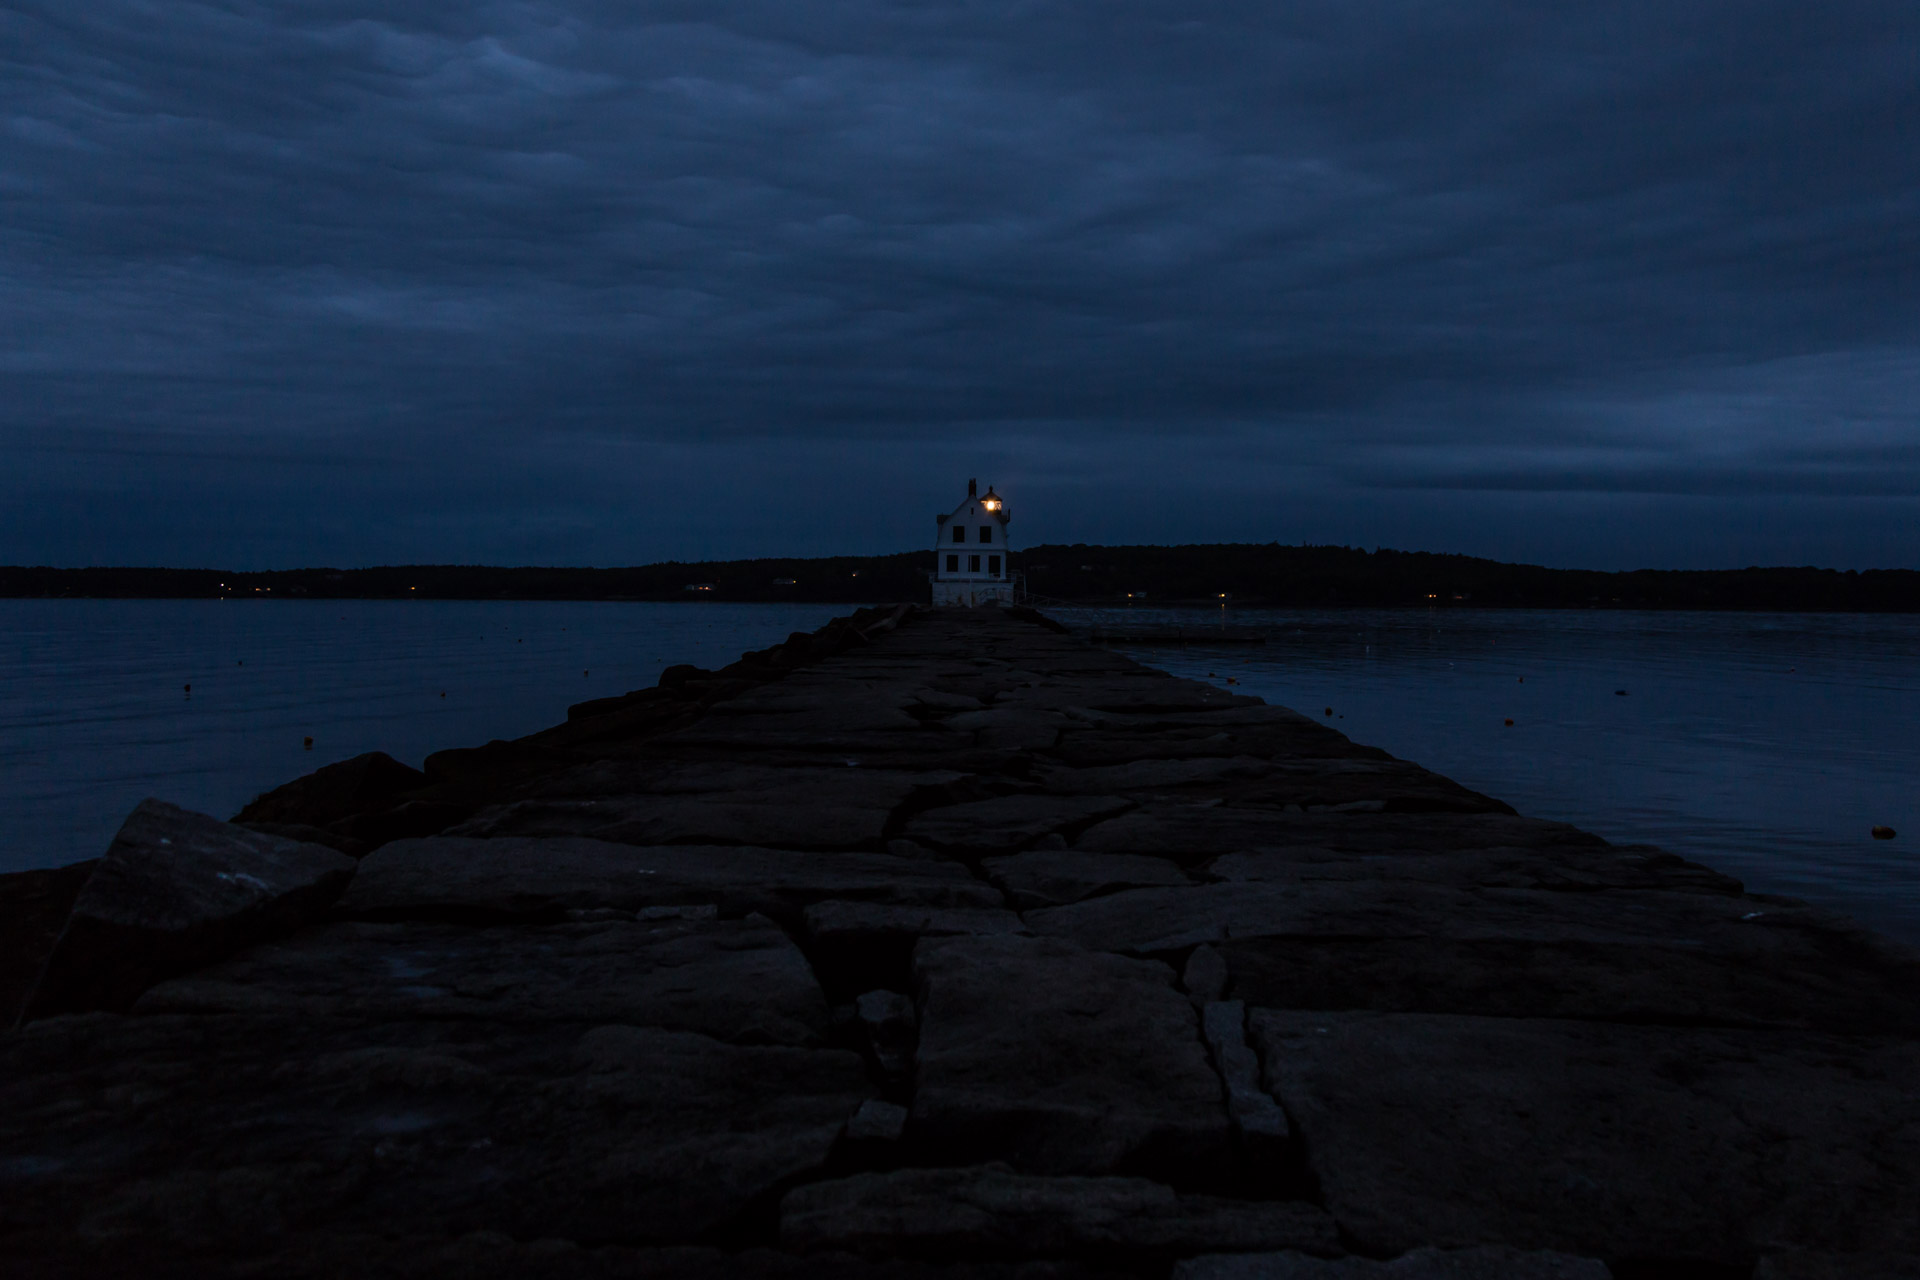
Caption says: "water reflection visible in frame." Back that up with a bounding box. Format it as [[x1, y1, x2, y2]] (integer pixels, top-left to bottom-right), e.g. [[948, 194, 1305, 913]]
[[0, 600, 848, 877]]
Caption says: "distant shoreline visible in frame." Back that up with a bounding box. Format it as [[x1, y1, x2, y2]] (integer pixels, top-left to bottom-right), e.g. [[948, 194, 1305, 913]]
[[3, 543, 1918, 611]]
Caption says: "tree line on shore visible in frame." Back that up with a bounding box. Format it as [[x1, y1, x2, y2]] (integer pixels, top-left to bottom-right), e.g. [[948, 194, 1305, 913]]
[[3, 544, 1916, 609]]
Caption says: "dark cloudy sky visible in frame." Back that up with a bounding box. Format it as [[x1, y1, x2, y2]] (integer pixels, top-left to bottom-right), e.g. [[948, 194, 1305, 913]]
[[4, 1, 1917, 569]]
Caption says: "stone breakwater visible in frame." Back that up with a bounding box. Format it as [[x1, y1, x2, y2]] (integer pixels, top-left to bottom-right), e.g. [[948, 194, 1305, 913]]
[[3, 605, 1918, 1279]]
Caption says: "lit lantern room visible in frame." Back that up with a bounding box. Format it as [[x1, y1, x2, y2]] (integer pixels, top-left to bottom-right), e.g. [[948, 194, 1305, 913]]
[[932, 478, 1015, 607]]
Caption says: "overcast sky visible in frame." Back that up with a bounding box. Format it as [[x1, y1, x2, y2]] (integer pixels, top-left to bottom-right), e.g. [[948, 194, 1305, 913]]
[[4, 1, 1917, 569]]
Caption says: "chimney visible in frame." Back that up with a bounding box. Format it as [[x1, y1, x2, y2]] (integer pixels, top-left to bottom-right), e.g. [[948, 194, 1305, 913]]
[[968, 478, 978, 497]]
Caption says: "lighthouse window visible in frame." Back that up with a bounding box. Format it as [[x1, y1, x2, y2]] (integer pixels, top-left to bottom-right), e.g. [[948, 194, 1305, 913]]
[[978, 525, 992, 543], [968, 554, 981, 573], [989, 556, 1001, 576], [946, 554, 959, 573], [952, 525, 966, 543]]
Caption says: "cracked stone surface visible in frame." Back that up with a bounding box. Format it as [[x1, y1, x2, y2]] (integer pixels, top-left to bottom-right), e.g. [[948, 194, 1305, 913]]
[[1173, 1248, 1610, 1279], [781, 1164, 1338, 1258], [341, 837, 1001, 924], [910, 933, 1232, 1181], [4, 604, 1919, 1276], [902, 794, 1137, 856], [982, 849, 1189, 910], [1249, 1008, 1920, 1265]]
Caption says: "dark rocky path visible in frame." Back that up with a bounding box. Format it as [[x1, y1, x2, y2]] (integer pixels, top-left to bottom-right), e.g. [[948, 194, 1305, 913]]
[[3, 606, 1917, 1279]]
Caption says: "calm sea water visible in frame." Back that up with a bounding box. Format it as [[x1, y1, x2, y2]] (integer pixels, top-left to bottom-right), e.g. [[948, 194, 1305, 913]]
[[1055, 606, 1920, 945], [0, 600, 848, 879], [3, 600, 1916, 945]]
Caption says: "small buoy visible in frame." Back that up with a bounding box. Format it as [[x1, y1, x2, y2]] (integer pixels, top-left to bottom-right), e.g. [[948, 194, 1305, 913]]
[[1614, 690, 1629, 696], [1873, 826, 1897, 840], [1517, 677, 1524, 683], [1225, 677, 1237, 685], [439, 691, 447, 698], [303, 736, 314, 749], [584, 669, 590, 677], [1504, 718, 1514, 726], [183, 683, 191, 694], [237, 660, 243, 666], [1208, 672, 1217, 678]]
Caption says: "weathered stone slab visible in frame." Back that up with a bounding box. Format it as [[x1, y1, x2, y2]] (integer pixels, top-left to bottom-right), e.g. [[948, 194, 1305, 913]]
[[908, 687, 986, 713], [1173, 1246, 1609, 1279], [1064, 704, 1327, 730], [1248, 1009, 1920, 1263], [1030, 877, 1778, 955], [136, 914, 830, 1046], [983, 849, 1188, 910], [1051, 730, 1246, 767], [1053, 715, 1379, 768], [1196, 760, 1514, 815], [1753, 1250, 1920, 1280], [653, 725, 971, 758], [532, 760, 948, 798], [910, 934, 1231, 1181], [1001, 678, 1257, 715], [1036, 757, 1273, 795], [1075, 806, 1605, 865], [341, 837, 1000, 924], [183, 1238, 1127, 1279], [781, 1164, 1338, 1259], [945, 707, 1071, 750], [23, 800, 357, 1020], [455, 764, 961, 851], [1030, 881, 1920, 1031], [705, 691, 923, 733], [0, 1015, 867, 1256], [806, 902, 1026, 944], [1207, 844, 1744, 895], [450, 793, 896, 850], [905, 795, 1135, 856]]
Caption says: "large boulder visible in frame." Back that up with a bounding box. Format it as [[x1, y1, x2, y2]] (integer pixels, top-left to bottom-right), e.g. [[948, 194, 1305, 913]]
[[22, 800, 356, 1020], [0, 860, 96, 1026], [233, 751, 426, 829]]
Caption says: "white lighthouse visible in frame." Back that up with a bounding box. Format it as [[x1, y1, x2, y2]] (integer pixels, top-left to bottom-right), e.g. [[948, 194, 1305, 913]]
[[932, 478, 1015, 607]]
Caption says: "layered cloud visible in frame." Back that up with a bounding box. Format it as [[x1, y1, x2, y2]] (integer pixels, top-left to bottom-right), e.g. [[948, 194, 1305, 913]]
[[2, 0, 1917, 566]]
